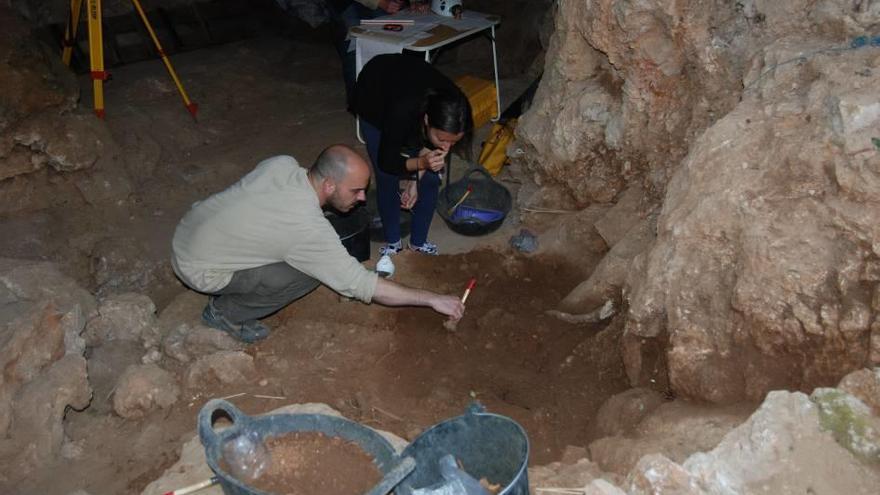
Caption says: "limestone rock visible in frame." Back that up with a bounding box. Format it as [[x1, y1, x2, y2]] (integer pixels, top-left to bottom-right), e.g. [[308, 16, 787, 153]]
[[159, 292, 243, 363], [4, 355, 91, 478], [7, 112, 114, 175], [0, 258, 97, 318], [559, 217, 655, 314], [528, 456, 610, 495], [589, 401, 748, 476], [593, 187, 649, 247], [810, 388, 880, 461], [185, 351, 257, 388], [534, 204, 610, 278], [0, 271, 91, 435], [583, 479, 627, 495], [678, 391, 880, 494], [85, 292, 159, 346], [113, 364, 180, 419], [627, 454, 700, 495], [594, 388, 665, 437], [837, 368, 880, 415], [624, 40, 880, 403], [163, 322, 245, 364], [90, 236, 178, 298]]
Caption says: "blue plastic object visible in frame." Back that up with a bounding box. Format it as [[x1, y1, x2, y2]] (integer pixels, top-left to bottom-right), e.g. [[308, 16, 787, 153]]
[[451, 206, 505, 224], [397, 403, 530, 495], [198, 399, 415, 495]]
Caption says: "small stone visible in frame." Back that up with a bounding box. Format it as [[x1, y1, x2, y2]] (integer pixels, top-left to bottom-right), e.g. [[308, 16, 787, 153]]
[[113, 364, 180, 419]]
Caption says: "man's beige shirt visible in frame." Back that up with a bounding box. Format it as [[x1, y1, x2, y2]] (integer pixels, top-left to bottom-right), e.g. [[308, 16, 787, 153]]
[[171, 155, 377, 302]]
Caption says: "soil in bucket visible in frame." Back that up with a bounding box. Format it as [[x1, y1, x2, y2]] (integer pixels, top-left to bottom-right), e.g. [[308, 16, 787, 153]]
[[222, 432, 382, 495]]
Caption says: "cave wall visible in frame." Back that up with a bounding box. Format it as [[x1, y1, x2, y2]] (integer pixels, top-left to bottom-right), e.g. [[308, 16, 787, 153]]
[[520, 0, 880, 402]]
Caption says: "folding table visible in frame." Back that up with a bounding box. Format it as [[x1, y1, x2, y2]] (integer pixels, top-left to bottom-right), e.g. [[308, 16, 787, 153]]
[[350, 10, 502, 140]]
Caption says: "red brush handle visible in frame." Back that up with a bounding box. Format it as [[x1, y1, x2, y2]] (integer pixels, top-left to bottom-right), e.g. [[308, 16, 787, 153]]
[[466, 277, 477, 290]]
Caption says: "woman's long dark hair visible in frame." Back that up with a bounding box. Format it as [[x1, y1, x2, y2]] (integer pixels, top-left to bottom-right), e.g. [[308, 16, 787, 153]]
[[422, 87, 474, 161]]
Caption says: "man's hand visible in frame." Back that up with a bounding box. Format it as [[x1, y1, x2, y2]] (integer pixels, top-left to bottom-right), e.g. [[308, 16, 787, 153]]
[[429, 294, 465, 320], [373, 278, 466, 320], [378, 0, 403, 14], [400, 179, 418, 210]]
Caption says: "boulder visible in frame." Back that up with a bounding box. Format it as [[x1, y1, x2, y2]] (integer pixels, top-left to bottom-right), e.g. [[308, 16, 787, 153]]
[[837, 368, 880, 415], [593, 388, 665, 438], [159, 292, 244, 363], [90, 236, 179, 298], [184, 351, 257, 389], [113, 364, 180, 419], [0, 259, 94, 436], [589, 401, 749, 475], [810, 388, 880, 461], [672, 391, 880, 493], [5, 355, 91, 477], [85, 292, 159, 346]]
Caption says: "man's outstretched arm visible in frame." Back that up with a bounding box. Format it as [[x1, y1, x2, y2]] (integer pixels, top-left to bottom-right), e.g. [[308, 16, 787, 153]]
[[372, 278, 465, 320]]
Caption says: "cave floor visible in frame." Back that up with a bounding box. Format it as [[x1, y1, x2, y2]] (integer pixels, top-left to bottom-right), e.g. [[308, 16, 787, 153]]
[[4, 34, 629, 495]]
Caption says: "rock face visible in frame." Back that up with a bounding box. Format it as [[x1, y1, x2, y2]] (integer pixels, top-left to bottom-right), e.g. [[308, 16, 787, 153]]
[[624, 41, 880, 403], [518, 0, 880, 403], [0, 259, 94, 480], [0, 5, 123, 215]]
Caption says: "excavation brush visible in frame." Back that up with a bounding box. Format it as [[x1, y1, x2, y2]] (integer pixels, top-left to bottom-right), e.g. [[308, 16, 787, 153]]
[[444, 277, 476, 331]]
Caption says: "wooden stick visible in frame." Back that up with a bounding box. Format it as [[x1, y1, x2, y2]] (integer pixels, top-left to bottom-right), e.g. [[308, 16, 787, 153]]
[[373, 406, 404, 422], [535, 488, 585, 494], [461, 277, 477, 304], [163, 477, 218, 495], [219, 392, 246, 400], [252, 394, 286, 400], [521, 207, 579, 214]]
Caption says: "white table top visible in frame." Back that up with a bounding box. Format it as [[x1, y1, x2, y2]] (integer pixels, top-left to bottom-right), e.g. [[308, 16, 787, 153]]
[[349, 10, 500, 52]]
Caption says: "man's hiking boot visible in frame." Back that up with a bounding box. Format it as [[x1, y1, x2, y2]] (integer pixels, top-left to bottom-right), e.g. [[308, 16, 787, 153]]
[[201, 297, 270, 344]]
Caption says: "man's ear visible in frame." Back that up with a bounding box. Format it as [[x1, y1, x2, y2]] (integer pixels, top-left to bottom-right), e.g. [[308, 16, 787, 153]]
[[323, 178, 337, 196]]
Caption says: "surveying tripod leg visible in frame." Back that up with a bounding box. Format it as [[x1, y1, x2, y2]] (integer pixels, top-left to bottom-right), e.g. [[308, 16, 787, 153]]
[[86, 0, 107, 118], [131, 0, 198, 118], [62, 0, 84, 67]]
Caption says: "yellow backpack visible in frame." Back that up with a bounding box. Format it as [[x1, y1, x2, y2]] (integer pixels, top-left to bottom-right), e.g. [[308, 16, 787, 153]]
[[479, 118, 517, 176]]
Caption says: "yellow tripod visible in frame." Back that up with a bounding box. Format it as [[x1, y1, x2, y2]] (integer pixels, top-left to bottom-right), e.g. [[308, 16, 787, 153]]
[[62, 0, 198, 119]]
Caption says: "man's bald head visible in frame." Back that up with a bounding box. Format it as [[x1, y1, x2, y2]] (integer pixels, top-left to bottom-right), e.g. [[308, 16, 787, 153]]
[[310, 145, 370, 212], [310, 144, 368, 182]]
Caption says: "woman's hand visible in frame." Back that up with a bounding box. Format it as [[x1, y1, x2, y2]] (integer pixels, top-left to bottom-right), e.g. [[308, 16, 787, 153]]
[[400, 179, 418, 210], [420, 148, 447, 173], [378, 0, 403, 14], [408, 1, 431, 13]]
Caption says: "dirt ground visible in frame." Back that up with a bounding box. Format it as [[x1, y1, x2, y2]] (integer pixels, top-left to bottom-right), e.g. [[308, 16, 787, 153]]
[[0, 24, 633, 495]]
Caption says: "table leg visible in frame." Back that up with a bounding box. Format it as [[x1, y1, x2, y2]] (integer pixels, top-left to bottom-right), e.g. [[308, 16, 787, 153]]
[[490, 25, 501, 121]]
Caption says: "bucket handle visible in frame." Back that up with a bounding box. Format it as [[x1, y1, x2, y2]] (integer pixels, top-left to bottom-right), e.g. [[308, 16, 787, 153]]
[[443, 164, 494, 202], [364, 455, 416, 495], [465, 401, 487, 415], [198, 398, 251, 451]]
